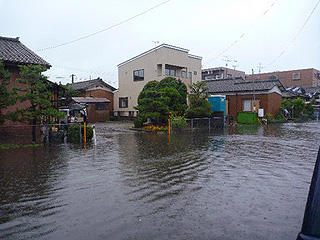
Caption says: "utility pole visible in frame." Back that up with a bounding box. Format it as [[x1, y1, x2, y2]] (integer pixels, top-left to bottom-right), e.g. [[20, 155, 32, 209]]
[[70, 74, 76, 84], [252, 69, 256, 112]]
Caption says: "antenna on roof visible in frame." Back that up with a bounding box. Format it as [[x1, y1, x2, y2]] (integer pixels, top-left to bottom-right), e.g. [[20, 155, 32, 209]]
[[152, 41, 159, 47]]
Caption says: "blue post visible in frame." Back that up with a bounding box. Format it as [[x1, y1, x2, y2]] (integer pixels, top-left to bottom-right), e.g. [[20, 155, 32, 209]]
[[297, 147, 320, 240]]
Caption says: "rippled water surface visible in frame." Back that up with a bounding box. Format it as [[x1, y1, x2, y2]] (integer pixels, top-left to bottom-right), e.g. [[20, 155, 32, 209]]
[[1, 122, 320, 240]]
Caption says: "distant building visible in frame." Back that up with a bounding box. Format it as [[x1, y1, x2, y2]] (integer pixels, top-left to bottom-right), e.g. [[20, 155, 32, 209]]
[[246, 68, 320, 88], [115, 44, 202, 118], [70, 78, 117, 117], [202, 67, 246, 80]]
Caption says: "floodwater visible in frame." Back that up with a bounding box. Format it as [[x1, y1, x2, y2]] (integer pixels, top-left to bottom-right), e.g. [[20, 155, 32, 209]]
[[1, 122, 320, 240]]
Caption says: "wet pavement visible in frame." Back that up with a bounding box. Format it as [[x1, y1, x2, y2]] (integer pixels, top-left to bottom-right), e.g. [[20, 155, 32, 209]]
[[1, 121, 320, 240]]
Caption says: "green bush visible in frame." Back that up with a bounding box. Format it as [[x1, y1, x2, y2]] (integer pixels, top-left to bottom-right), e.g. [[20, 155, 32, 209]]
[[171, 119, 187, 129], [67, 124, 93, 143], [134, 115, 146, 128]]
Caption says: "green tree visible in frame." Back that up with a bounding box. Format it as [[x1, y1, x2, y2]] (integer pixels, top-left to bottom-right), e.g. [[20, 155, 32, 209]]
[[0, 60, 17, 123], [8, 64, 64, 142], [134, 77, 187, 127], [185, 81, 213, 118], [58, 83, 80, 106], [292, 97, 305, 118]]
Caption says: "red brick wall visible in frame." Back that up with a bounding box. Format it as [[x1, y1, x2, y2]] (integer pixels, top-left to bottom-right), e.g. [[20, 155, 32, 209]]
[[247, 68, 320, 87]]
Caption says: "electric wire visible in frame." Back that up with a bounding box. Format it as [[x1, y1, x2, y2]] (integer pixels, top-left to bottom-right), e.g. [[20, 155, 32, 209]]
[[265, 0, 320, 69], [202, 0, 278, 67], [35, 0, 171, 52]]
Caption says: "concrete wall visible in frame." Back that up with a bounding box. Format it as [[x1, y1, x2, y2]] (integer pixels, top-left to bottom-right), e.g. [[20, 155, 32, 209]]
[[115, 45, 202, 117]]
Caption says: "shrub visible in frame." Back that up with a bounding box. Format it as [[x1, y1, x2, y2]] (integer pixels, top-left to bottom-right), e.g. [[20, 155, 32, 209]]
[[67, 124, 93, 143], [134, 115, 146, 128]]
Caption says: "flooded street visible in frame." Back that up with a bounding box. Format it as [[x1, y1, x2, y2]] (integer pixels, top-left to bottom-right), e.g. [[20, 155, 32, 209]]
[[1, 122, 320, 240]]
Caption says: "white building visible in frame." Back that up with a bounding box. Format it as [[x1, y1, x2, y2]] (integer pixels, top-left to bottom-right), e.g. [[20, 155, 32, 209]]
[[114, 44, 202, 117]]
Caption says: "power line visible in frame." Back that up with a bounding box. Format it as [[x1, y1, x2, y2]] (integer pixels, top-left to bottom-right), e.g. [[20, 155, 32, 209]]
[[202, 0, 278, 67], [265, 0, 320, 69], [36, 0, 171, 52]]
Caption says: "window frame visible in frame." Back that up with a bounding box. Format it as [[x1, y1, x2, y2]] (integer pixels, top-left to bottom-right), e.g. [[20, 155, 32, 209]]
[[165, 68, 176, 76], [243, 99, 252, 112], [119, 97, 128, 108], [293, 73, 300, 80], [133, 69, 144, 81]]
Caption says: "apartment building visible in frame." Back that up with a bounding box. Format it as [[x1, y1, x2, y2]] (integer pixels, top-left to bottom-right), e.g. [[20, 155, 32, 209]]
[[202, 67, 246, 80], [246, 68, 320, 88], [114, 44, 202, 117]]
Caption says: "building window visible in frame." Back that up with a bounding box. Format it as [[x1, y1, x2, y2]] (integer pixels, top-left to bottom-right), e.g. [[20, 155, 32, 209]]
[[165, 68, 176, 76], [194, 71, 197, 75], [96, 102, 109, 110], [243, 99, 252, 112], [269, 75, 277, 80], [293, 73, 300, 80], [189, 72, 192, 79], [133, 69, 144, 81], [119, 97, 128, 108], [279, 77, 285, 81], [181, 70, 187, 78]]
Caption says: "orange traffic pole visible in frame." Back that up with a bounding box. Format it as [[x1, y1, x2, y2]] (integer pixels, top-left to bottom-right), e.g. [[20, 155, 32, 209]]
[[84, 122, 87, 145]]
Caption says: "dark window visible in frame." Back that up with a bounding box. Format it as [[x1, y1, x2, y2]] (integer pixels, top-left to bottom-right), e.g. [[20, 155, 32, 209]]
[[293, 73, 300, 80], [133, 69, 144, 81], [119, 97, 128, 108], [189, 72, 192, 79], [181, 70, 187, 78], [269, 75, 277, 80], [165, 68, 176, 76], [96, 102, 109, 110]]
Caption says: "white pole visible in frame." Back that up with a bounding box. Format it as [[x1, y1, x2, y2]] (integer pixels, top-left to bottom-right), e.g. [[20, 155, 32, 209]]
[[93, 125, 97, 146]]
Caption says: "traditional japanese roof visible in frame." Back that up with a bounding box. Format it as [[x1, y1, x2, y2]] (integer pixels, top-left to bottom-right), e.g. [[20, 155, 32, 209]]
[[71, 97, 110, 103], [70, 78, 117, 92], [205, 78, 285, 94], [0, 36, 51, 68]]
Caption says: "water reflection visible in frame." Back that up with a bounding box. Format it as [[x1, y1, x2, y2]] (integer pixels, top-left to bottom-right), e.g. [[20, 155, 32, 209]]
[[0, 146, 68, 239], [0, 122, 319, 240], [117, 131, 223, 204]]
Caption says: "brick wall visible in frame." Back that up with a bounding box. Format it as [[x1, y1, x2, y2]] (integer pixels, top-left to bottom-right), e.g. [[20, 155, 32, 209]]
[[247, 68, 320, 88]]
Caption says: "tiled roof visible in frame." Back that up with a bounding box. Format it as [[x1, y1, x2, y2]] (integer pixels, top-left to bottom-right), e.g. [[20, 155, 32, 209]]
[[71, 78, 117, 92], [72, 97, 110, 103], [205, 78, 285, 94], [0, 36, 51, 67]]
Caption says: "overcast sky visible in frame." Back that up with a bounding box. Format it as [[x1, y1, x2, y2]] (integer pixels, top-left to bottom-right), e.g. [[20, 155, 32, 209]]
[[1, 0, 319, 87]]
